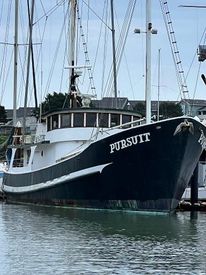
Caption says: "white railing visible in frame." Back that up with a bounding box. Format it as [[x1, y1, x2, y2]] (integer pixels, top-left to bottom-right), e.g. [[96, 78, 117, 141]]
[[91, 118, 146, 140]]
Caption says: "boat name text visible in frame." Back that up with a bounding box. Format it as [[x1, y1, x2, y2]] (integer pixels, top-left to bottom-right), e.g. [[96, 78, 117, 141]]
[[110, 132, 151, 154]]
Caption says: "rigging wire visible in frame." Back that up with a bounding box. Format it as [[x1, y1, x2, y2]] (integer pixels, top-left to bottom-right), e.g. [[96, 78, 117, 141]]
[[107, 1, 136, 96], [77, 1, 97, 96], [58, 1, 69, 102], [33, 0, 66, 25], [190, 29, 206, 112], [91, 0, 107, 94], [179, 24, 206, 114], [82, 0, 111, 30], [43, 5, 69, 99], [185, 26, 206, 80], [192, 62, 202, 102], [0, 0, 4, 26], [0, 0, 12, 105], [159, 0, 189, 102], [103, 0, 137, 98]]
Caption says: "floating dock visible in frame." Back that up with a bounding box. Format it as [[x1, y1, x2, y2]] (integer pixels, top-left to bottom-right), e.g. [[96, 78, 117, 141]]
[[178, 200, 206, 211]]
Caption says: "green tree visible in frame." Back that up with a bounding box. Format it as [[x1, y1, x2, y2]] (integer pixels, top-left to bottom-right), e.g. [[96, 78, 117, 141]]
[[41, 92, 69, 113], [133, 102, 146, 116], [159, 102, 183, 119], [0, 105, 7, 123]]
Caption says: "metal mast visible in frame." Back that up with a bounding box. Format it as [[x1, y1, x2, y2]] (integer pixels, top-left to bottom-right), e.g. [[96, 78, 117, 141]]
[[157, 48, 161, 121], [13, 0, 19, 126], [23, 0, 35, 140], [69, 0, 77, 108], [110, 0, 118, 108], [145, 0, 152, 123]]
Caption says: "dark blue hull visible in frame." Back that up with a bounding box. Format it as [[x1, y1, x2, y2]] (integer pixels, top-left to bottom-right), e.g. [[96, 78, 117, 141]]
[[3, 117, 206, 212]]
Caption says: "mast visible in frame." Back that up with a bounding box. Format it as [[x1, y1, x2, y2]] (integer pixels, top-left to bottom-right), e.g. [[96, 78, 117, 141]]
[[23, 0, 35, 140], [157, 48, 161, 121], [13, 0, 19, 126], [69, 0, 78, 108], [145, 0, 152, 124], [110, 0, 118, 108]]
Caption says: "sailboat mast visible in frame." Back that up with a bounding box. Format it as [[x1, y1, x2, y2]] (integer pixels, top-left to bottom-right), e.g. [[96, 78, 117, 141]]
[[110, 0, 118, 108], [69, 0, 77, 108], [13, 0, 19, 126], [157, 48, 161, 121], [145, 0, 152, 123], [23, 0, 35, 140]]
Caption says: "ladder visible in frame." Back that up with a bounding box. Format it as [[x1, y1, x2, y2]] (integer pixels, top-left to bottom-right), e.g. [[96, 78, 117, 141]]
[[159, 0, 189, 100], [77, 7, 96, 96]]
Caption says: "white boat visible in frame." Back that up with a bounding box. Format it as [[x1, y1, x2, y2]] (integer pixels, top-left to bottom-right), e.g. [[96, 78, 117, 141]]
[[0, 162, 6, 195]]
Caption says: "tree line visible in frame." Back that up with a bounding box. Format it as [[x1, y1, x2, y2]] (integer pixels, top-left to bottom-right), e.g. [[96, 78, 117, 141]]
[[0, 92, 183, 123]]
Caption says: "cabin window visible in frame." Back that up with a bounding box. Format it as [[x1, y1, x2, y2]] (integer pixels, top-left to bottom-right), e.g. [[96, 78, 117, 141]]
[[13, 148, 23, 167], [133, 116, 139, 121], [98, 113, 109, 128], [27, 150, 31, 164], [52, 115, 59, 129], [47, 116, 51, 131], [132, 116, 140, 126], [86, 113, 97, 127], [73, 113, 84, 127], [110, 114, 120, 127], [122, 115, 131, 128], [61, 114, 71, 128]]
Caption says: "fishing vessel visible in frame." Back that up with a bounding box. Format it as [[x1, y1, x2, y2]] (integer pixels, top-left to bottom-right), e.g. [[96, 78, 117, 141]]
[[2, 0, 206, 213]]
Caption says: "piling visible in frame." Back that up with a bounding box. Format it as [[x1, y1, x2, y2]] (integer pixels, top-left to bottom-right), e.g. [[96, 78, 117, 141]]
[[190, 165, 199, 205]]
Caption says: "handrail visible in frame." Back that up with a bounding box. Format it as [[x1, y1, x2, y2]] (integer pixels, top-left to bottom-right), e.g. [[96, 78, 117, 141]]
[[91, 118, 146, 140], [106, 118, 146, 131]]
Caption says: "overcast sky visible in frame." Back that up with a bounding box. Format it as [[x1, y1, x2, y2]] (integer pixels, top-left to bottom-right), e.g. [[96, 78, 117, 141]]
[[1, 0, 206, 109]]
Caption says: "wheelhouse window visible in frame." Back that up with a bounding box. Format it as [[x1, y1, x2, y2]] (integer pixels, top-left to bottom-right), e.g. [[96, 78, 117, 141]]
[[61, 114, 71, 128], [73, 113, 84, 127], [13, 148, 23, 167], [86, 113, 97, 127], [26, 149, 31, 164], [52, 114, 59, 130], [47, 116, 51, 131], [122, 114, 131, 128], [98, 113, 109, 128], [132, 115, 140, 127], [133, 116, 140, 121], [110, 113, 120, 127]]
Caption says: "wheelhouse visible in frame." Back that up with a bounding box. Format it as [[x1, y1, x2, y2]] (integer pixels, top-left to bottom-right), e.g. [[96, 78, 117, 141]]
[[44, 108, 142, 131]]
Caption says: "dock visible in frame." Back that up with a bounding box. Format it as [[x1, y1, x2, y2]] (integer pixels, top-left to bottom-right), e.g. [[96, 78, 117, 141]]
[[178, 200, 206, 211]]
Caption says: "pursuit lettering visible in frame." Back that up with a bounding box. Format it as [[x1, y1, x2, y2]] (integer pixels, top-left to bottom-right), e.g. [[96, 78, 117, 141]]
[[110, 132, 151, 153]]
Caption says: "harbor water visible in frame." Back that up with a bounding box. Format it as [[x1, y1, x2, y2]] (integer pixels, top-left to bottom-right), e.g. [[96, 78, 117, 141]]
[[0, 203, 206, 274]]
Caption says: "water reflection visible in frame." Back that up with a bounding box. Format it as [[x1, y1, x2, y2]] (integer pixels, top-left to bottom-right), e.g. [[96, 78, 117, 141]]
[[14, 204, 199, 240], [0, 203, 206, 274]]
